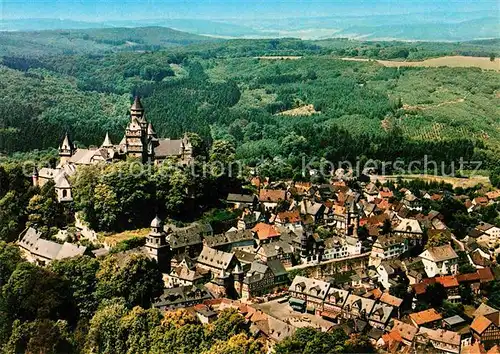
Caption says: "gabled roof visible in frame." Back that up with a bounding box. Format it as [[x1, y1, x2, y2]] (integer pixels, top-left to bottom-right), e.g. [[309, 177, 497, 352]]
[[473, 303, 498, 318], [289, 276, 330, 299], [259, 189, 286, 203], [471, 315, 493, 334], [197, 246, 235, 271], [392, 319, 418, 342], [154, 139, 183, 158], [226, 193, 256, 203], [394, 218, 422, 234], [379, 293, 403, 307], [410, 308, 442, 326], [419, 244, 458, 262], [252, 223, 280, 240], [417, 327, 460, 346]]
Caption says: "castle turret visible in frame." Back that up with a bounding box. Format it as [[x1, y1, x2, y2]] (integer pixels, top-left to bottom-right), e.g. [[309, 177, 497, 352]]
[[59, 132, 75, 166], [146, 216, 171, 273], [101, 132, 113, 148], [232, 263, 245, 297]]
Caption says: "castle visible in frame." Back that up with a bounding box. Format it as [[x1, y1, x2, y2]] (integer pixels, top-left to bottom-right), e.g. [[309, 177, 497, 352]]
[[33, 97, 193, 202]]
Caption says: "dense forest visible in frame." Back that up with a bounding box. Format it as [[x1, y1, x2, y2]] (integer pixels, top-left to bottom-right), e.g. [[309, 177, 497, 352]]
[[1, 32, 499, 173]]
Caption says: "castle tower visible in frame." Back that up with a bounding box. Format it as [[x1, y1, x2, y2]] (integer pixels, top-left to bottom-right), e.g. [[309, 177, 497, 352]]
[[130, 96, 145, 123], [125, 97, 149, 161], [146, 216, 171, 273], [59, 132, 75, 166], [346, 200, 359, 237]]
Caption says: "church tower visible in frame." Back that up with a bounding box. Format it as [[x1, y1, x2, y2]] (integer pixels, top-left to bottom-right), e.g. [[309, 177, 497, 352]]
[[125, 96, 148, 161], [346, 200, 360, 237], [59, 132, 75, 166], [146, 216, 171, 273]]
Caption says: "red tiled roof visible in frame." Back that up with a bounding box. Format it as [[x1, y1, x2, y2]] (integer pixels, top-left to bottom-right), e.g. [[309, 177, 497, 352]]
[[409, 308, 442, 326], [277, 211, 301, 224], [252, 223, 281, 240], [259, 189, 286, 202], [477, 268, 495, 283], [471, 315, 493, 334]]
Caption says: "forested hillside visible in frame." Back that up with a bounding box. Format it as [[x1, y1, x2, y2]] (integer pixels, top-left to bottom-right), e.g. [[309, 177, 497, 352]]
[[1, 33, 499, 173]]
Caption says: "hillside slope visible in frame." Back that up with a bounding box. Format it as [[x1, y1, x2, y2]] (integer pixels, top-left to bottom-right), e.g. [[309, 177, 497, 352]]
[[0, 26, 216, 56]]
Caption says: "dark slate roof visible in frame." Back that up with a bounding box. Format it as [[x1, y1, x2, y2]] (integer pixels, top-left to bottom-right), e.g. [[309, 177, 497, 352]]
[[227, 193, 256, 203], [267, 259, 288, 277], [153, 285, 212, 309]]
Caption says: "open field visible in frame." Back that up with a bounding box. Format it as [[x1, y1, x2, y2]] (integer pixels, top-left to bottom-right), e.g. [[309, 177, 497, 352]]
[[100, 228, 149, 247], [370, 174, 491, 188], [341, 56, 500, 71]]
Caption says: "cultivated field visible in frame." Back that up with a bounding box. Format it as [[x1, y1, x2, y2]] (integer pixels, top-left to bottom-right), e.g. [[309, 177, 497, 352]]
[[341, 56, 500, 71]]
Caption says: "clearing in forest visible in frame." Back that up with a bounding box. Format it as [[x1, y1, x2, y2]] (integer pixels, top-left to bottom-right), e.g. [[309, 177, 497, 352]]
[[276, 104, 320, 116]]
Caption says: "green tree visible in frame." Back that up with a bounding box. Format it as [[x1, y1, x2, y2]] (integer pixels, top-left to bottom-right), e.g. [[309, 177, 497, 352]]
[[0, 241, 24, 287], [95, 253, 163, 309], [424, 283, 447, 308], [490, 166, 500, 188], [426, 231, 451, 249], [49, 256, 100, 319], [3, 319, 75, 354]]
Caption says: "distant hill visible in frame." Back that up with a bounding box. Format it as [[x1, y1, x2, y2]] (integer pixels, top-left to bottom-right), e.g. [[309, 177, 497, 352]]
[[1, 13, 498, 41], [0, 26, 216, 56], [337, 17, 500, 41]]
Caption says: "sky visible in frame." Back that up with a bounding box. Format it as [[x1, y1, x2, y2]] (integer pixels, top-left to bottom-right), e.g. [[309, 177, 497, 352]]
[[1, 0, 498, 21]]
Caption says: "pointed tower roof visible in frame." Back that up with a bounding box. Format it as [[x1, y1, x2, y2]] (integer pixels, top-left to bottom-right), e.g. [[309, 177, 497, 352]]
[[147, 122, 156, 136], [59, 132, 74, 150], [131, 96, 144, 111], [119, 135, 126, 146], [101, 132, 113, 148]]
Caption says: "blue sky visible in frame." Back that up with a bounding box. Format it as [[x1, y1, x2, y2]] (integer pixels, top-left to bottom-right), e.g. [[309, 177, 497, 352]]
[[1, 0, 498, 21]]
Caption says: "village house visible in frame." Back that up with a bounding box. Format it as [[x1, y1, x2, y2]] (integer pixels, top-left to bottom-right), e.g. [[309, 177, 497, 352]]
[[153, 285, 212, 311], [390, 319, 418, 347], [371, 234, 408, 260], [368, 302, 395, 329], [259, 189, 287, 211], [203, 229, 255, 252], [256, 241, 295, 267], [409, 308, 443, 328], [226, 193, 258, 210], [420, 244, 459, 277], [470, 309, 500, 349], [321, 287, 350, 323], [239, 259, 289, 299], [196, 245, 239, 275], [342, 294, 376, 320], [288, 276, 330, 314], [415, 327, 461, 354], [18, 227, 88, 266]]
